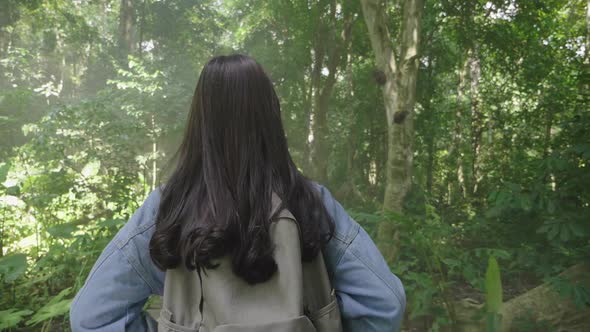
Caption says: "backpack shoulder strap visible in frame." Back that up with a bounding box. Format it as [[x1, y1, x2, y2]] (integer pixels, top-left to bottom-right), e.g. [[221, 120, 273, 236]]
[[272, 193, 342, 329]]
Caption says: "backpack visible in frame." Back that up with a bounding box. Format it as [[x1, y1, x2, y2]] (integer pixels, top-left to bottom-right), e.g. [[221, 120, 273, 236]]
[[157, 194, 343, 332]]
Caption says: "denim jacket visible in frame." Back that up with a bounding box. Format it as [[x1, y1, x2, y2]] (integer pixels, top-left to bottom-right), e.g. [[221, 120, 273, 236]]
[[70, 184, 405, 331]]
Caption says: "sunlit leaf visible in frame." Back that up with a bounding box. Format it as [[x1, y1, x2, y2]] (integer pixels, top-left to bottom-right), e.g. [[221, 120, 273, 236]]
[[81, 160, 101, 178], [0, 309, 34, 329], [26, 287, 73, 326]]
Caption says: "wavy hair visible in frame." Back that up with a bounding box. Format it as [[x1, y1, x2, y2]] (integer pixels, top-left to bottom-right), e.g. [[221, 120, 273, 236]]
[[149, 54, 335, 284]]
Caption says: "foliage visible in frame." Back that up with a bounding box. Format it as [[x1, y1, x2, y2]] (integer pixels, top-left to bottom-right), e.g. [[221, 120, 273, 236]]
[[0, 253, 28, 283], [0, 309, 34, 330], [26, 287, 73, 327], [0, 0, 588, 331]]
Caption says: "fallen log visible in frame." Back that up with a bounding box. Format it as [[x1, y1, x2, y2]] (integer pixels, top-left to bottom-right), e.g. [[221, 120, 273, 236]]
[[453, 263, 590, 332]]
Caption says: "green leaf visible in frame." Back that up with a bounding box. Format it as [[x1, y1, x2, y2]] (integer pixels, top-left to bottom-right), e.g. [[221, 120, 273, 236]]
[[47, 222, 79, 238], [349, 211, 382, 224], [5, 185, 20, 196], [0, 253, 28, 282], [536, 224, 548, 234], [441, 258, 461, 268], [0, 309, 34, 329], [96, 218, 125, 229], [27, 287, 73, 326], [547, 224, 559, 240], [569, 223, 585, 238], [485, 256, 503, 314], [559, 224, 570, 242]]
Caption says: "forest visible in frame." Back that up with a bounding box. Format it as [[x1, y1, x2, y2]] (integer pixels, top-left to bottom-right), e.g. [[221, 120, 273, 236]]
[[0, 0, 588, 331]]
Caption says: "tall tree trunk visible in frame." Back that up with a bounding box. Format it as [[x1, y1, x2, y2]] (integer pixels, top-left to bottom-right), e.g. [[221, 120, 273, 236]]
[[449, 55, 470, 202], [337, 25, 362, 203], [0, 1, 18, 87], [360, 0, 424, 263], [307, 2, 351, 183], [138, 0, 147, 57], [118, 0, 137, 62]]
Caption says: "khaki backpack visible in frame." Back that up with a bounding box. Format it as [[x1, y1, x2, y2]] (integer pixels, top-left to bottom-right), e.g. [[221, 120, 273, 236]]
[[157, 194, 343, 332]]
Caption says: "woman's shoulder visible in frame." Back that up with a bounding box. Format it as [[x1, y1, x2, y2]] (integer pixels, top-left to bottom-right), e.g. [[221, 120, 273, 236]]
[[113, 188, 163, 249], [307, 181, 360, 244]]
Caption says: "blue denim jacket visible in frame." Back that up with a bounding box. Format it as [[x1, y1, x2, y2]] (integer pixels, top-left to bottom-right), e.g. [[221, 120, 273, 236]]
[[70, 184, 405, 331]]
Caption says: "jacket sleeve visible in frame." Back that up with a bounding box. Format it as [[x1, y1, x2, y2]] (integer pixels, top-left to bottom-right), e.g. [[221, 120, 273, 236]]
[[316, 184, 406, 331], [70, 191, 162, 332]]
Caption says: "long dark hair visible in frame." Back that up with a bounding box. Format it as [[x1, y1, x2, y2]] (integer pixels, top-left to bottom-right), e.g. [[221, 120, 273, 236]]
[[149, 54, 334, 284]]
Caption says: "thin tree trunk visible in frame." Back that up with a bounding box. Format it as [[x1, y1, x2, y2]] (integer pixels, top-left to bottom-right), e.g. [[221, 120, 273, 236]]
[[0, 209, 5, 258], [423, 75, 435, 195], [360, 0, 424, 263], [0, 1, 17, 86], [538, 86, 556, 190], [449, 55, 470, 201], [586, 0, 590, 65], [307, 36, 324, 178], [0, 29, 8, 86], [338, 23, 362, 202], [308, 1, 350, 183], [151, 114, 157, 191], [366, 109, 382, 198], [426, 134, 435, 194], [469, 52, 483, 196], [303, 63, 315, 174]]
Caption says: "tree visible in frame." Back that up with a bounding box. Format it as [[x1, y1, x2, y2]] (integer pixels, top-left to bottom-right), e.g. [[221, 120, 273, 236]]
[[307, 1, 352, 183], [118, 0, 137, 60], [360, 0, 424, 262]]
